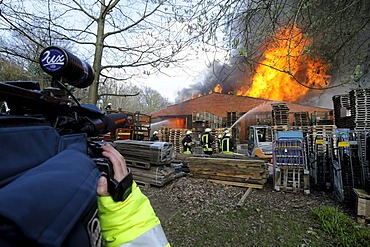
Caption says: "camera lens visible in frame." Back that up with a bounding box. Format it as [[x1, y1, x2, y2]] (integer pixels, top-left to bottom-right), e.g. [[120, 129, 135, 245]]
[[39, 46, 95, 88]]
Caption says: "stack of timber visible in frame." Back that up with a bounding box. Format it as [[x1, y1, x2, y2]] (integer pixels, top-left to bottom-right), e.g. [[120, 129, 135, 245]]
[[187, 156, 269, 189], [114, 140, 174, 165], [114, 140, 175, 187], [130, 166, 175, 187], [271, 103, 290, 126]]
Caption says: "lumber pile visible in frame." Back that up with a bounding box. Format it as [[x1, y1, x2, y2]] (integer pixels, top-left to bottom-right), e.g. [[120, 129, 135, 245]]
[[114, 140, 174, 165], [187, 156, 269, 189], [114, 140, 175, 187], [130, 166, 175, 187]]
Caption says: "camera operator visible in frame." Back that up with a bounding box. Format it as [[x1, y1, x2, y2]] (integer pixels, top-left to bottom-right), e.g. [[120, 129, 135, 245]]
[[97, 144, 169, 247], [0, 46, 170, 246]]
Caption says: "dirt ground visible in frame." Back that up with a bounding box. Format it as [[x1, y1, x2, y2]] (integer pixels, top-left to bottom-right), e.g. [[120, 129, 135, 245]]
[[142, 176, 351, 223], [141, 175, 356, 246]]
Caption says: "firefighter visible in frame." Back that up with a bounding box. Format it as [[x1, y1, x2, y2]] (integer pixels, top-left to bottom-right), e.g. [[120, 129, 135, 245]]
[[201, 128, 214, 155], [222, 128, 230, 138], [97, 144, 169, 246], [217, 134, 223, 153], [150, 131, 159, 141], [181, 130, 194, 154], [105, 102, 112, 110], [221, 133, 235, 155]]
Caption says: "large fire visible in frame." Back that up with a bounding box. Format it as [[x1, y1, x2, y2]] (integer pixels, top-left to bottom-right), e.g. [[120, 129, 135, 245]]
[[182, 24, 331, 103], [237, 24, 331, 102]]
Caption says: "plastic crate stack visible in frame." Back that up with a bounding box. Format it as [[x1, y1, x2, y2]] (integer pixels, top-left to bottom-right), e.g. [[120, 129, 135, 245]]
[[333, 129, 366, 204], [273, 131, 310, 194], [306, 132, 335, 191]]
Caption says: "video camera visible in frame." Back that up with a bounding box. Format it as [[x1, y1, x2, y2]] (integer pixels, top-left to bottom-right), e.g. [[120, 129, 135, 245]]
[[0, 46, 131, 201]]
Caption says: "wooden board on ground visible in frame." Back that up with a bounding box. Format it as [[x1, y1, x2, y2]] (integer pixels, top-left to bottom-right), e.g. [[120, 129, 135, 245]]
[[208, 179, 264, 189], [237, 187, 254, 207]]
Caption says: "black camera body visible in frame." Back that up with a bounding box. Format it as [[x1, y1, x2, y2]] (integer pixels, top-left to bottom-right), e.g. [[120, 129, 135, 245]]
[[0, 46, 131, 202]]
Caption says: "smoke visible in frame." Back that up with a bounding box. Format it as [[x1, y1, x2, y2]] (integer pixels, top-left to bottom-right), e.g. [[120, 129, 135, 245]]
[[175, 55, 252, 101], [174, 1, 370, 108]]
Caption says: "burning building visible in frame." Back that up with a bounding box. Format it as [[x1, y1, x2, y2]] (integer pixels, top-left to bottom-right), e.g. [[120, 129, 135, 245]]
[[151, 93, 333, 143], [151, 24, 335, 144]]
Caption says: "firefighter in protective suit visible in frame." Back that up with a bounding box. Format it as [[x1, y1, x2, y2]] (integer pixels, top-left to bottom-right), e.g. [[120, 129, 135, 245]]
[[221, 133, 235, 155], [181, 130, 194, 154], [201, 128, 214, 155], [217, 134, 223, 153], [150, 130, 159, 141]]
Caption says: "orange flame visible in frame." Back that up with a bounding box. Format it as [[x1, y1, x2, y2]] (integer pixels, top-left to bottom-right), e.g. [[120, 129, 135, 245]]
[[238, 24, 331, 102], [214, 84, 222, 93], [167, 118, 186, 129]]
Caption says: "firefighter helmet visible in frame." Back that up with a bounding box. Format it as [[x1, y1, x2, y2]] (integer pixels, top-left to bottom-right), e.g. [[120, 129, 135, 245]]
[[153, 131, 158, 135], [186, 130, 192, 135], [205, 128, 211, 133]]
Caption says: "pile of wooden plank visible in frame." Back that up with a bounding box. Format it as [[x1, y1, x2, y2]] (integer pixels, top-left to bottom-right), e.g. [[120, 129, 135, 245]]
[[114, 140, 174, 165], [187, 156, 269, 189], [130, 166, 175, 187], [114, 140, 175, 187]]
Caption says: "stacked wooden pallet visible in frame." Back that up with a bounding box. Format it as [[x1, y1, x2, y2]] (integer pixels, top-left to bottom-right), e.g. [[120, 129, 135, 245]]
[[349, 88, 370, 130], [187, 156, 269, 189], [114, 140, 175, 187], [289, 125, 311, 138], [192, 111, 223, 130], [271, 103, 290, 126], [271, 125, 289, 139], [311, 111, 334, 125], [311, 125, 336, 136], [169, 129, 188, 153], [157, 126, 171, 142], [226, 112, 242, 144], [293, 112, 310, 126]]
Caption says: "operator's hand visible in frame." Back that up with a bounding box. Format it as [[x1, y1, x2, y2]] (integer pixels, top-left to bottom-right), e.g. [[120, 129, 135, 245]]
[[97, 144, 128, 197]]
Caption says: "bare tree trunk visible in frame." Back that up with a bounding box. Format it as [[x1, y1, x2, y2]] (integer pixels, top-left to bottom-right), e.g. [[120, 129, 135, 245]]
[[88, 3, 106, 104]]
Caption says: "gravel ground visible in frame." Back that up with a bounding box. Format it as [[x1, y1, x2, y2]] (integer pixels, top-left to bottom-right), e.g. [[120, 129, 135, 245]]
[[141, 176, 356, 246]]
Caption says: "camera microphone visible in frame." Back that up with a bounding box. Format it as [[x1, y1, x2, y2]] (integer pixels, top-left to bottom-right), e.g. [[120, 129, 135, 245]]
[[39, 46, 95, 88]]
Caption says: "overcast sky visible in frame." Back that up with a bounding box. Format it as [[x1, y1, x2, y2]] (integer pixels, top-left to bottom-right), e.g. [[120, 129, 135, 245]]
[[140, 46, 229, 102]]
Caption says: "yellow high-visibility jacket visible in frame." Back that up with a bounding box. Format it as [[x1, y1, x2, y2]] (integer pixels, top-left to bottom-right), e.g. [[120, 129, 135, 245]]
[[98, 182, 170, 247]]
